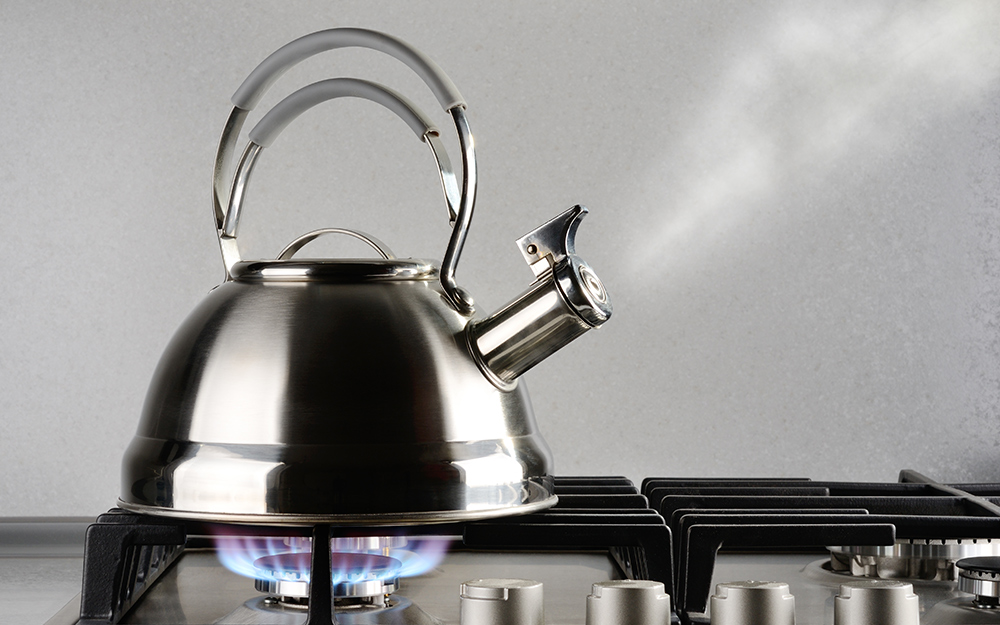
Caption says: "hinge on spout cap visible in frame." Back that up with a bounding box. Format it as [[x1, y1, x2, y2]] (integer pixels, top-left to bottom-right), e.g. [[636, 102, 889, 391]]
[[516, 204, 588, 278]]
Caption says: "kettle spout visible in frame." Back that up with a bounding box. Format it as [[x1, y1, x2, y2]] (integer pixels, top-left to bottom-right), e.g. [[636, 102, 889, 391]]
[[469, 205, 612, 386]]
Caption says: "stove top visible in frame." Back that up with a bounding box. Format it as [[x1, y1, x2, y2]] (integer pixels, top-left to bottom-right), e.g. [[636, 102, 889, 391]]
[[26, 471, 1000, 625]]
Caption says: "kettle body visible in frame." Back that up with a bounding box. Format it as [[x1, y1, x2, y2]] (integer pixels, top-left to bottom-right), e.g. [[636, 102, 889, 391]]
[[121, 260, 555, 524], [119, 28, 610, 525]]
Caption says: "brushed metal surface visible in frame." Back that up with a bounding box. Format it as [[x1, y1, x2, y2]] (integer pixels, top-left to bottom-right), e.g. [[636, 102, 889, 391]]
[[471, 279, 592, 386], [585, 580, 670, 625], [33, 539, 994, 625], [834, 580, 920, 625], [112, 550, 620, 625], [460, 579, 544, 625], [710, 581, 795, 625], [120, 276, 557, 523]]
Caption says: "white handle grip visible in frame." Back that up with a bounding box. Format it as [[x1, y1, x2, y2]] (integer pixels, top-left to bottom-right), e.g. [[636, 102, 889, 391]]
[[248, 78, 437, 147], [231, 27, 465, 111]]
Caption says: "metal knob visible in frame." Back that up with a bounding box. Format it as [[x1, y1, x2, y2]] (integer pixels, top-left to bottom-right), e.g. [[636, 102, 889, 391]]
[[957, 556, 1000, 609], [834, 580, 920, 625], [586, 580, 671, 625], [460, 579, 544, 625], [710, 581, 795, 625]]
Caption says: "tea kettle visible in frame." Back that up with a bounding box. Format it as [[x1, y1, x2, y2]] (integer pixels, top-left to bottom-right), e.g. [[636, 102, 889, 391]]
[[119, 28, 612, 525]]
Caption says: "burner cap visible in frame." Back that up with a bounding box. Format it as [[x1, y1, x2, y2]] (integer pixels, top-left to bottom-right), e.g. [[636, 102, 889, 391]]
[[253, 552, 401, 600], [957, 557, 1000, 608], [829, 539, 1000, 581], [957, 556, 1000, 576]]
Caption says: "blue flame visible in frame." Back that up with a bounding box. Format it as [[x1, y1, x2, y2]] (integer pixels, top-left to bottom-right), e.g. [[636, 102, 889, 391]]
[[216, 536, 309, 580], [215, 535, 452, 584], [389, 539, 451, 578]]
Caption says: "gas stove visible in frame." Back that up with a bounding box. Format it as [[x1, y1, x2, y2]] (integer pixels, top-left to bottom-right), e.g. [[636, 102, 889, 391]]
[[29, 472, 1000, 625]]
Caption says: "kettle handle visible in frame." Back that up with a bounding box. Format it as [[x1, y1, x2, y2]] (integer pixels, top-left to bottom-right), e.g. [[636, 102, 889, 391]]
[[213, 28, 476, 312], [221, 78, 445, 241], [230, 28, 465, 111]]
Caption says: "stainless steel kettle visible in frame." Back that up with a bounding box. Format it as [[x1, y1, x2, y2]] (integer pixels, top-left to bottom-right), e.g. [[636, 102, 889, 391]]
[[119, 28, 612, 525]]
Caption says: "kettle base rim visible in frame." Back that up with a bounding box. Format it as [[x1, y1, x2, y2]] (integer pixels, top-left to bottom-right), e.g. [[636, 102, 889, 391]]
[[116, 488, 557, 526]]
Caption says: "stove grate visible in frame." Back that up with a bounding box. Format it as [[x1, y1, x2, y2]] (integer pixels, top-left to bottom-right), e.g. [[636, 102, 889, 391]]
[[645, 470, 1000, 623], [76, 476, 673, 625], [78, 510, 186, 625]]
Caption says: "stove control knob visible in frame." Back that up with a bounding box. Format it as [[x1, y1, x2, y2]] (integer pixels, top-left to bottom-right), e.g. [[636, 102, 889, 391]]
[[460, 578, 544, 625], [710, 581, 795, 625], [957, 556, 1000, 609], [586, 580, 671, 625], [834, 580, 919, 625]]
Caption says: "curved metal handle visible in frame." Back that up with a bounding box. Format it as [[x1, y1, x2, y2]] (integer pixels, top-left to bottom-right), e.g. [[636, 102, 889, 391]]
[[277, 228, 396, 260], [213, 28, 476, 312], [220, 79, 458, 274]]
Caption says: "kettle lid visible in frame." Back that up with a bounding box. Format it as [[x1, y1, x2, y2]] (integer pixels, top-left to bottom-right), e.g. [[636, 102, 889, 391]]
[[230, 227, 437, 282], [232, 258, 438, 282]]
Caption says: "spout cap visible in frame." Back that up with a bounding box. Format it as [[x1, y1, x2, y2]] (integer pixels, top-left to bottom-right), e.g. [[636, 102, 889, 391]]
[[517, 205, 612, 327], [517, 204, 587, 276], [558, 257, 611, 327]]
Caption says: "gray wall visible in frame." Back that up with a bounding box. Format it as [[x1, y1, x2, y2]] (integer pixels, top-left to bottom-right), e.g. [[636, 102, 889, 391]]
[[2, 2, 999, 517]]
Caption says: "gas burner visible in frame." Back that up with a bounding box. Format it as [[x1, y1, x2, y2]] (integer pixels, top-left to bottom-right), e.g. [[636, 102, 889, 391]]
[[252, 552, 401, 605], [332, 536, 407, 553], [278, 536, 408, 553], [957, 557, 1000, 609], [829, 539, 1000, 581]]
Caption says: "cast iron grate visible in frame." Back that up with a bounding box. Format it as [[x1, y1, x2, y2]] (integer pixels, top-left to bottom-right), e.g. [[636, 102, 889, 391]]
[[78, 476, 674, 625], [644, 470, 1000, 623]]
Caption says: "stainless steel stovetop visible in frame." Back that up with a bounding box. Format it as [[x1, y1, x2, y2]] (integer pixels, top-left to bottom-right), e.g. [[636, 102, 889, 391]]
[[33, 550, 995, 625], [12, 473, 1000, 625]]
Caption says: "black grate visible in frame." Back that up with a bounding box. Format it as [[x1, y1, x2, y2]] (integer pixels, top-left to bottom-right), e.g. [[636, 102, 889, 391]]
[[83, 471, 1000, 625], [643, 470, 1000, 620], [464, 476, 673, 594], [78, 509, 186, 625], [77, 476, 673, 625]]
